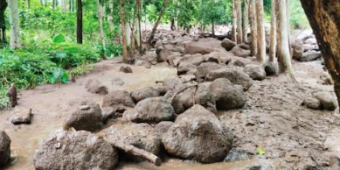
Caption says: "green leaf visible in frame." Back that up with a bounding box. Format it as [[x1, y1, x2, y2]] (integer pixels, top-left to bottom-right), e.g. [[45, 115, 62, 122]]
[[257, 147, 265, 156], [53, 34, 66, 43], [55, 51, 67, 58], [61, 71, 69, 84]]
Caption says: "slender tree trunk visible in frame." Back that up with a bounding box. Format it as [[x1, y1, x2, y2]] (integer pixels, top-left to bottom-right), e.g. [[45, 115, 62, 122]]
[[236, 0, 243, 44], [243, 0, 249, 43], [212, 19, 215, 36], [130, 0, 138, 56], [231, 0, 237, 43], [299, 0, 340, 110], [137, 0, 142, 53], [255, 0, 266, 63], [269, 0, 277, 62], [148, 0, 169, 43], [77, 0, 83, 44], [97, 0, 106, 59], [0, 0, 7, 43], [108, 0, 114, 32], [8, 0, 21, 49], [27, 0, 30, 9], [249, 0, 257, 56], [120, 0, 129, 63]]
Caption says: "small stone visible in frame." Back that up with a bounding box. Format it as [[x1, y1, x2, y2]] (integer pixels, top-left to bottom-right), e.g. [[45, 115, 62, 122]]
[[119, 66, 133, 73]]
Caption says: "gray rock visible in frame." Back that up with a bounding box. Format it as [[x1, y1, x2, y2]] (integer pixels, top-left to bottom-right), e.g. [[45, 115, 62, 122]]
[[131, 87, 161, 103], [231, 45, 251, 58], [11, 109, 33, 125], [221, 38, 236, 51], [303, 97, 321, 110], [0, 131, 11, 167], [84, 79, 108, 95], [244, 64, 266, 81], [195, 62, 225, 82], [155, 121, 174, 135], [119, 66, 133, 73], [300, 51, 322, 62], [264, 62, 278, 76], [313, 92, 336, 111], [224, 149, 250, 162], [112, 77, 124, 86], [102, 90, 136, 117], [34, 130, 118, 170], [162, 105, 233, 163], [292, 39, 304, 60], [209, 78, 246, 110], [124, 97, 175, 123]]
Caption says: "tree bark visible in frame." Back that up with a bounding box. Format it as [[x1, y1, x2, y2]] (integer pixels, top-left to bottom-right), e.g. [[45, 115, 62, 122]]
[[231, 0, 237, 43], [8, 0, 21, 49], [269, 0, 276, 62], [0, 0, 7, 43], [236, 0, 243, 44], [148, 0, 169, 43], [96, 0, 106, 59], [299, 0, 340, 109], [249, 0, 257, 56], [108, 0, 114, 32], [120, 0, 129, 63], [255, 0, 265, 63], [77, 0, 83, 44], [243, 0, 249, 43]]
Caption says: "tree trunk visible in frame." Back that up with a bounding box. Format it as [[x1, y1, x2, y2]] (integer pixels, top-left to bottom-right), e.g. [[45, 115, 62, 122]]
[[249, 0, 257, 56], [137, 0, 142, 53], [243, 0, 249, 43], [120, 0, 129, 63], [27, 0, 30, 9], [8, 0, 21, 49], [77, 0, 83, 44], [255, 0, 265, 63], [212, 19, 215, 36], [0, 0, 7, 43], [40, 0, 43, 6], [130, 0, 138, 56], [299, 0, 340, 108], [97, 0, 106, 59], [148, 0, 169, 43], [108, 0, 114, 32], [231, 0, 237, 43], [269, 0, 276, 62], [236, 0, 243, 44]]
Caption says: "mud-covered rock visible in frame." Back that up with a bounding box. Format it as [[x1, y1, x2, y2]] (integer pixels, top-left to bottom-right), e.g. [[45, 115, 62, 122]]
[[112, 77, 125, 86], [177, 63, 197, 75], [172, 84, 216, 114], [163, 78, 186, 91], [158, 48, 171, 62], [34, 130, 118, 170], [131, 87, 161, 103], [313, 92, 336, 111], [203, 51, 233, 64], [162, 105, 233, 163], [64, 101, 103, 132], [264, 62, 278, 76], [0, 131, 11, 167], [119, 66, 133, 73], [224, 149, 250, 162], [11, 109, 33, 125], [303, 97, 321, 110], [229, 57, 252, 67], [230, 45, 251, 58], [84, 79, 108, 95], [105, 123, 161, 157], [155, 121, 174, 135], [102, 91, 136, 117], [206, 67, 253, 91], [221, 38, 236, 51], [195, 62, 225, 82], [292, 39, 304, 60], [244, 64, 266, 81], [124, 97, 175, 123], [209, 78, 246, 110]]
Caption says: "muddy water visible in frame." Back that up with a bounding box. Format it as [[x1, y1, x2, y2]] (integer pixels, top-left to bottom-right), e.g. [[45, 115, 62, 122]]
[[0, 61, 255, 170]]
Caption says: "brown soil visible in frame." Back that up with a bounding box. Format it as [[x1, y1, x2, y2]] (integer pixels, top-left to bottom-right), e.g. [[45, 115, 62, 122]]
[[0, 57, 339, 170]]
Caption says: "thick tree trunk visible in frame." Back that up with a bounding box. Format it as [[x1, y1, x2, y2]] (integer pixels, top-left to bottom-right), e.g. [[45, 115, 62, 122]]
[[8, 0, 21, 49], [120, 0, 129, 63], [255, 0, 265, 63], [269, 0, 276, 62], [96, 0, 106, 59], [148, 0, 169, 43], [249, 0, 257, 56], [77, 0, 83, 44], [231, 0, 237, 43], [236, 0, 243, 44], [243, 0, 249, 43], [299, 0, 340, 109]]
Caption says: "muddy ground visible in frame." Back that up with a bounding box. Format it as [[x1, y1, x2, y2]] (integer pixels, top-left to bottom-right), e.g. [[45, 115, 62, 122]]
[[0, 54, 340, 169]]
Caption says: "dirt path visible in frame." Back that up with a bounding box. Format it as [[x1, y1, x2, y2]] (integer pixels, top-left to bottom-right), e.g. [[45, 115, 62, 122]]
[[1, 57, 339, 170]]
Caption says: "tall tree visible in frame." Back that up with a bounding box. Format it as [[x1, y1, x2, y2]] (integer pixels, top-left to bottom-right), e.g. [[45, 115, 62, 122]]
[[77, 0, 82, 44], [96, 0, 106, 59], [249, 0, 257, 56], [269, 0, 276, 62], [299, 0, 340, 107], [243, 0, 249, 43], [148, 0, 169, 43], [255, 0, 265, 63], [236, 0, 243, 44], [231, 0, 237, 43], [120, 0, 129, 63], [8, 0, 21, 49], [108, 0, 114, 32], [0, 0, 7, 43]]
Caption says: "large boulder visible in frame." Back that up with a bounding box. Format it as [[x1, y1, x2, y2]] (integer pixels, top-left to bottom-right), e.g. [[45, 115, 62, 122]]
[[0, 131, 11, 167], [177, 63, 197, 75], [292, 39, 304, 60], [184, 38, 223, 55], [131, 87, 161, 103], [203, 51, 233, 65], [299, 51, 322, 62], [244, 64, 267, 81], [105, 123, 161, 157], [230, 45, 251, 58], [313, 92, 337, 111], [163, 78, 186, 91], [162, 105, 233, 163], [84, 79, 108, 95], [102, 90, 135, 117], [34, 130, 118, 170], [209, 78, 246, 110], [64, 101, 103, 132], [303, 97, 321, 110], [206, 67, 253, 91], [229, 57, 252, 67], [124, 97, 175, 123], [172, 84, 216, 114], [195, 62, 226, 82], [177, 54, 205, 67], [221, 38, 236, 51]]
